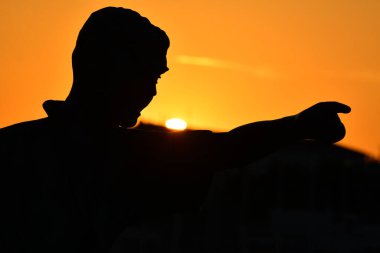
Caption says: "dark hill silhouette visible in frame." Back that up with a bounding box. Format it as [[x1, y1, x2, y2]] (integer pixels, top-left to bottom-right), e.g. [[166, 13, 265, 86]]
[[134, 121, 189, 132], [202, 143, 380, 253], [106, 125, 380, 252]]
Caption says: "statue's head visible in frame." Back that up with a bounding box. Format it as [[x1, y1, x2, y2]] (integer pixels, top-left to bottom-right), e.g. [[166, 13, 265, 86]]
[[68, 7, 169, 127]]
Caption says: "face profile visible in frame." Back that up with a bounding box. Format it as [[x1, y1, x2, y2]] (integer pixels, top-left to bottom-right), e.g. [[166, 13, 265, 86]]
[[66, 7, 170, 127], [106, 48, 169, 127]]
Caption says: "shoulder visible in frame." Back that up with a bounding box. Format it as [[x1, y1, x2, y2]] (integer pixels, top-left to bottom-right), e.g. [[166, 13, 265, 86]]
[[0, 118, 52, 145], [1, 117, 50, 134], [0, 118, 54, 170]]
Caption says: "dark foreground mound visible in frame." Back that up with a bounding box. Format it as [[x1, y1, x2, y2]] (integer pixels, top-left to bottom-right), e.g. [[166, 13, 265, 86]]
[[111, 143, 380, 253]]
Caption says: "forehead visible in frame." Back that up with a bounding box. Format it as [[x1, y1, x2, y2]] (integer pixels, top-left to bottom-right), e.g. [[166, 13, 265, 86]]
[[107, 53, 169, 75], [110, 47, 169, 74]]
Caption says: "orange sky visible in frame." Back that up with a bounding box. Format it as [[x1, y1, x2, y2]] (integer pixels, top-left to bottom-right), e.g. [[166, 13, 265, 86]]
[[1, 0, 379, 158]]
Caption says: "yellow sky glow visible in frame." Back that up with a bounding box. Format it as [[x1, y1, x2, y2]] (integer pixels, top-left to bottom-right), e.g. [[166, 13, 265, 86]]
[[1, 0, 379, 158]]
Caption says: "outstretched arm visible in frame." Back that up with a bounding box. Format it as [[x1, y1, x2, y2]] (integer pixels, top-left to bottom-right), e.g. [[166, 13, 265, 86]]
[[221, 102, 351, 166]]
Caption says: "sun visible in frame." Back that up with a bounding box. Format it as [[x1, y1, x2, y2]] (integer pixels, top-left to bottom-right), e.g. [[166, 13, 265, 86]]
[[165, 118, 187, 131]]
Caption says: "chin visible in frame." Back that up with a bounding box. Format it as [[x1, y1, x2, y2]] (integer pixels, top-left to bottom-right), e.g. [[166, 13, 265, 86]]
[[119, 116, 139, 128]]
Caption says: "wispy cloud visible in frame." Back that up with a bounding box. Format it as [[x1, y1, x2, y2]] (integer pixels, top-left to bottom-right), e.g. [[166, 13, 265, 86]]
[[175, 55, 380, 83], [175, 55, 278, 80]]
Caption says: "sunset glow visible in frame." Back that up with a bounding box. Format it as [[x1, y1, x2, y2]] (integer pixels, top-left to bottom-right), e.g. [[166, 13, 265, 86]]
[[165, 118, 187, 131], [1, 1, 380, 157]]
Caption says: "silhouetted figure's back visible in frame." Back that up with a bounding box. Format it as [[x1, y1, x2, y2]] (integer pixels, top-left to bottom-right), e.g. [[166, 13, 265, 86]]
[[1, 6, 354, 253], [0, 8, 220, 252], [1, 108, 220, 252]]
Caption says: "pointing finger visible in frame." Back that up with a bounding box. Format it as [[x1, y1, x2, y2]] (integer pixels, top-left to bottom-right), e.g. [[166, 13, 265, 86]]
[[319, 102, 351, 114]]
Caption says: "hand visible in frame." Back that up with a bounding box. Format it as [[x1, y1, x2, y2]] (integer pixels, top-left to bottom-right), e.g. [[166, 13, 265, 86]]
[[294, 102, 351, 143]]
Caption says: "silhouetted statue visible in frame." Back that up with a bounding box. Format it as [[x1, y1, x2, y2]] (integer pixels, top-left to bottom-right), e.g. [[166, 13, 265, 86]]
[[1, 7, 351, 253]]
